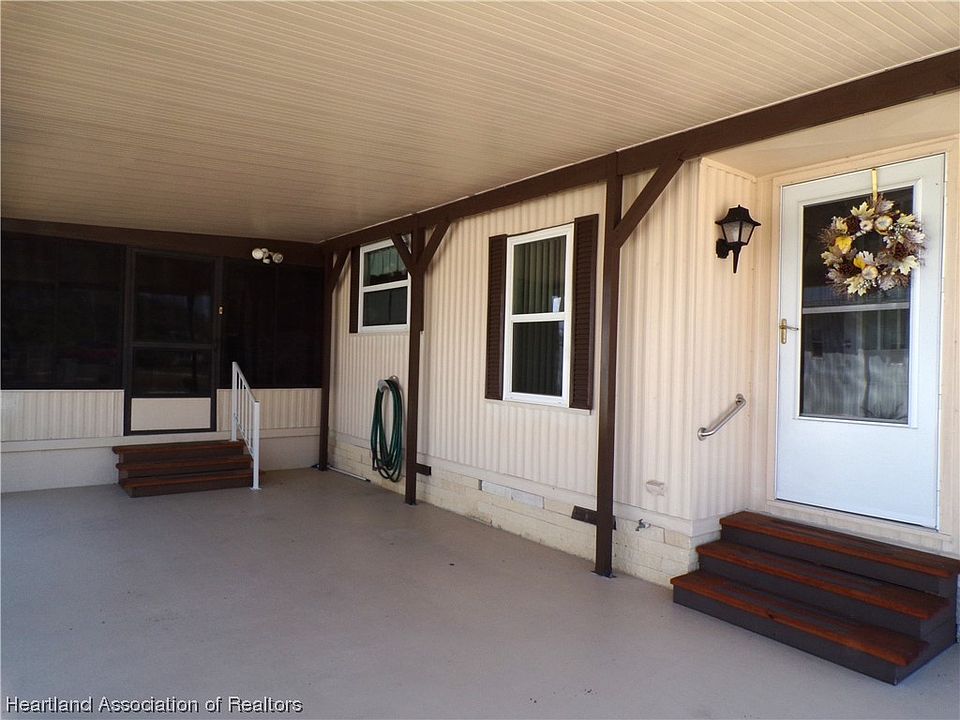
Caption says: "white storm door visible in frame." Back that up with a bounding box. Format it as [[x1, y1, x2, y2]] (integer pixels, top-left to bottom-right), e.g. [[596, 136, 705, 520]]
[[776, 154, 944, 528]]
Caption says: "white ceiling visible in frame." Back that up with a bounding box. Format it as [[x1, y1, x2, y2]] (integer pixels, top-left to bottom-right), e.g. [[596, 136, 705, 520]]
[[2, 1, 958, 243]]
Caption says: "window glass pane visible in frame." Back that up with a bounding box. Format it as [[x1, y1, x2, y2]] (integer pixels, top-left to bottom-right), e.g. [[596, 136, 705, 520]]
[[799, 188, 913, 424], [513, 235, 566, 315], [800, 309, 909, 423], [802, 188, 912, 309], [363, 287, 407, 327], [364, 245, 407, 286], [512, 321, 563, 397], [275, 265, 323, 386], [221, 261, 276, 387], [134, 255, 214, 343], [1, 234, 123, 389], [133, 348, 211, 396], [57, 287, 123, 387]]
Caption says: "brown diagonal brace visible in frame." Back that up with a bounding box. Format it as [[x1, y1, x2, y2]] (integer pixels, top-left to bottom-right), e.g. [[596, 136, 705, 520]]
[[390, 233, 415, 272], [417, 219, 451, 273], [330, 249, 349, 285], [612, 156, 684, 249]]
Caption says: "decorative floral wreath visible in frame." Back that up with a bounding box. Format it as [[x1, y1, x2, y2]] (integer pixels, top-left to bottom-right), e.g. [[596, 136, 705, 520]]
[[819, 194, 925, 296]]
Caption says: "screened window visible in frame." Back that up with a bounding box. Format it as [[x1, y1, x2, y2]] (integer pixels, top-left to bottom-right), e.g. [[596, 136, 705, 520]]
[[503, 224, 574, 405], [219, 261, 323, 388], [1, 234, 124, 389], [359, 239, 409, 331]]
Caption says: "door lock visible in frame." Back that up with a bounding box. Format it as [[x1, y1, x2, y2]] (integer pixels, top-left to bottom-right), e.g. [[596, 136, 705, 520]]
[[779, 318, 799, 344]]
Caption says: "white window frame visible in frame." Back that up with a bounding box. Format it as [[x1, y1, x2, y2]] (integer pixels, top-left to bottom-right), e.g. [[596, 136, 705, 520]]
[[359, 238, 410, 333], [503, 223, 575, 407]]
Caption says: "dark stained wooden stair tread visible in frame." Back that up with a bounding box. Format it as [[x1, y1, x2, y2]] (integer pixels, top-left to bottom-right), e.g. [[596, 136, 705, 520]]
[[673, 511, 958, 684], [111, 440, 244, 456], [697, 540, 951, 621], [721, 511, 960, 579], [113, 440, 254, 497], [672, 571, 926, 667]]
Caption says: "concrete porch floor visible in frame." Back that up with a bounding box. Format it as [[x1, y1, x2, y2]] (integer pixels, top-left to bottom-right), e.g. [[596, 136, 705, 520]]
[[2, 468, 957, 719]]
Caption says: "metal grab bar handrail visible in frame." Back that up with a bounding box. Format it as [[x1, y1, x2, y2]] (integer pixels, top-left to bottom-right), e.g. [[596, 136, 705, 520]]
[[697, 394, 747, 441], [230, 361, 261, 490]]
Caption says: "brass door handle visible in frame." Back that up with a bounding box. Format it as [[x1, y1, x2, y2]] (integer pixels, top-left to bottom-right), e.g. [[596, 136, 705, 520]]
[[779, 318, 799, 344]]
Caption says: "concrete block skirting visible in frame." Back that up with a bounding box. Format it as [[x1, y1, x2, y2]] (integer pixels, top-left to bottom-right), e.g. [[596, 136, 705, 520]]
[[329, 435, 706, 587]]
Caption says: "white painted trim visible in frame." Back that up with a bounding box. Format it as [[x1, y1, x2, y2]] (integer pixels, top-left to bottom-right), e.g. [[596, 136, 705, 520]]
[[1, 427, 320, 453], [358, 238, 410, 332], [503, 222, 575, 407]]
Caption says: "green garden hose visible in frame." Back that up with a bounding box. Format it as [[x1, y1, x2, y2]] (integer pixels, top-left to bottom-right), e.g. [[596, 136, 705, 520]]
[[370, 377, 403, 482]]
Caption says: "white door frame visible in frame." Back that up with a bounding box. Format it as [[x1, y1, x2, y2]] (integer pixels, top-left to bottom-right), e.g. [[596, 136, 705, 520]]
[[775, 154, 945, 528]]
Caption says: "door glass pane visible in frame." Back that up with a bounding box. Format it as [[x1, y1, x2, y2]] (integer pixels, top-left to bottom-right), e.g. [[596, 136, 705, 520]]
[[135, 255, 214, 343], [512, 235, 566, 314], [132, 349, 211, 396], [512, 321, 563, 397], [799, 188, 912, 423]]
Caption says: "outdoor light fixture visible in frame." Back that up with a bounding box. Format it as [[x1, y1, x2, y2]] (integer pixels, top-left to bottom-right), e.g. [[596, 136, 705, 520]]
[[715, 205, 760, 274], [251, 247, 283, 265]]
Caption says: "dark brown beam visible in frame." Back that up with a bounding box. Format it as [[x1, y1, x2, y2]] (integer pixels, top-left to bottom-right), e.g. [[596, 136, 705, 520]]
[[594, 164, 623, 578], [1, 217, 325, 267], [617, 50, 960, 175], [324, 156, 609, 253], [404, 227, 427, 505], [612, 157, 684, 248], [321, 51, 957, 254]]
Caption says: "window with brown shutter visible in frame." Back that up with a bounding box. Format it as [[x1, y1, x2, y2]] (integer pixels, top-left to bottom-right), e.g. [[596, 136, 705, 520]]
[[485, 215, 598, 407]]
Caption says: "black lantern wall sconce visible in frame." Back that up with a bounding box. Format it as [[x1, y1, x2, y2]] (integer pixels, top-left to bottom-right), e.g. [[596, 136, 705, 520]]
[[715, 205, 760, 274]]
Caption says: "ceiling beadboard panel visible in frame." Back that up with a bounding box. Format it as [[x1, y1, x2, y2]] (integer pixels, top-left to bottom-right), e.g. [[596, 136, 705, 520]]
[[2, 1, 957, 243]]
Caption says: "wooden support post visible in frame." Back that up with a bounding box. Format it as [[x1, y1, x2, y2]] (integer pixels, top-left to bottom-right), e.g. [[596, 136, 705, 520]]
[[318, 250, 348, 470], [404, 227, 426, 505], [595, 164, 622, 577], [594, 156, 684, 577]]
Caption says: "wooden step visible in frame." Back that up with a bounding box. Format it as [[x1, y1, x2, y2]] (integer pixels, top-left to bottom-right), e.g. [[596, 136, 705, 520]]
[[671, 571, 956, 684], [117, 454, 250, 480], [697, 541, 953, 638], [721, 512, 960, 597], [113, 440, 245, 464], [121, 470, 253, 497]]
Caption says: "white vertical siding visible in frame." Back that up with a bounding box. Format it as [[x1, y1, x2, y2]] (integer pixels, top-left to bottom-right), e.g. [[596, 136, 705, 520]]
[[424, 185, 606, 496], [616, 159, 757, 521], [330, 282, 409, 441], [216, 388, 322, 432], [1, 390, 123, 441], [332, 185, 606, 497], [688, 161, 759, 520], [331, 164, 761, 518]]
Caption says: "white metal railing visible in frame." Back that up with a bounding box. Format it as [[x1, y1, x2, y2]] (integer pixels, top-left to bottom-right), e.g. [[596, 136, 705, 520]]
[[231, 362, 261, 490], [697, 393, 747, 441]]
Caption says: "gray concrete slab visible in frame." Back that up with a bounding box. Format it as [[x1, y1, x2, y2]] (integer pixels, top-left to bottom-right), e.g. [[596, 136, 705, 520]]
[[2, 469, 957, 719]]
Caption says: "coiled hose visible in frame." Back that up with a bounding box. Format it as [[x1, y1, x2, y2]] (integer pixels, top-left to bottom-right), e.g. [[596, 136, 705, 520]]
[[370, 377, 403, 482]]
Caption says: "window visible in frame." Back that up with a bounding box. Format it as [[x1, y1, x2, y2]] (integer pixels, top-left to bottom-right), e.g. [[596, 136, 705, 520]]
[[219, 261, 323, 388], [356, 239, 409, 331], [486, 216, 598, 409], [503, 224, 575, 405], [1, 234, 124, 389]]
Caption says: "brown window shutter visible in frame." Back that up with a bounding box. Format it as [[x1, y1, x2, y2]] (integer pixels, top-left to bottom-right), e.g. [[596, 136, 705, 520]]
[[570, 214, 599, 410], [485, 234, 508, 400], [349, 246, 361, 333]]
